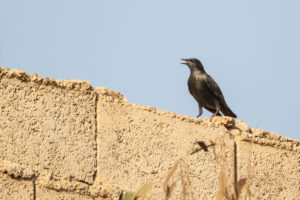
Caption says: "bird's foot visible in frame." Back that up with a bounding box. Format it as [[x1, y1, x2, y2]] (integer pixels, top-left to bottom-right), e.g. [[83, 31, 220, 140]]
[[196, 114, 201, 118]]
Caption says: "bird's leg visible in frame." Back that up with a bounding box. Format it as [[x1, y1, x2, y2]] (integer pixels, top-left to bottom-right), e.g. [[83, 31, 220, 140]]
[[196, 104, 203, 118], [211, 102, 220, 118]]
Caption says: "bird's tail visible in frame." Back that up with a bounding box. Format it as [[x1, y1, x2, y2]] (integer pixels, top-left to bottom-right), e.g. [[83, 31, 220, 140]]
[[222, 105, 237, 118]]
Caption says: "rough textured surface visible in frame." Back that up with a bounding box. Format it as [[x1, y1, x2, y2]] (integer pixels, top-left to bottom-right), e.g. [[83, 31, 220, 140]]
[[0, 67, 299, 199], [36, 186, 93, 200], [0, 173, 34, 200], [230, 125, 300, 199], [96, 87, 237, 199], [0, 67, 97, 185], [236, 140, 300, 199]]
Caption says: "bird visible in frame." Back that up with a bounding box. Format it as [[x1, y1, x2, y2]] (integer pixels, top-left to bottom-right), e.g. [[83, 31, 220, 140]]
[[181, 58, 237, 118]]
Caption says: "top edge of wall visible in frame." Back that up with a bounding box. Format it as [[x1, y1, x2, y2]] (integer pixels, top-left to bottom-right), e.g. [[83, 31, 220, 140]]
[[0, 67, 93, 94], [1, 66, 299, 152]]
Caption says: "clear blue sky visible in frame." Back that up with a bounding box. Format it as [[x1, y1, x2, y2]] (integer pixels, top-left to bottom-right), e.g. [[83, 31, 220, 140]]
[[1, 1, 299, 140]]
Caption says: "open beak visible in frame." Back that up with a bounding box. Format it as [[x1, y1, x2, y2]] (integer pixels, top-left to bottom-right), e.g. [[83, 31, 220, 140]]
[[181, 58, 188, 65]]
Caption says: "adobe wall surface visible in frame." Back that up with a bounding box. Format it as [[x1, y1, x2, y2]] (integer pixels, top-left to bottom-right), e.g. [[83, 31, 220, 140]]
[[0, 67, 299, 200]]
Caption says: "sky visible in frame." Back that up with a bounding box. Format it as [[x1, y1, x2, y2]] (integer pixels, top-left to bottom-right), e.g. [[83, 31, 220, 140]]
[[1, 1, 299, 140]]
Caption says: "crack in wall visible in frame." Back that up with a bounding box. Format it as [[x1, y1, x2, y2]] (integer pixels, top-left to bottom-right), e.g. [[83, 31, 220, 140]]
[[32, 175, 36, 200], [234, 142, 237, 186], [93, 92, 99, 183], [76, 179, 93, 186], [1, 172, 37, 200]]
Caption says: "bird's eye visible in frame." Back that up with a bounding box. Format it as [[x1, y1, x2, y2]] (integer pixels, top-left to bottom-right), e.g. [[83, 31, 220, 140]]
[[189, 60, 193, 62]]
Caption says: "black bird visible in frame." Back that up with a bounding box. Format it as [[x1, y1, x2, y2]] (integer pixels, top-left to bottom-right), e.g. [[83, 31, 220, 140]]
[[181, 58, 237, 118]]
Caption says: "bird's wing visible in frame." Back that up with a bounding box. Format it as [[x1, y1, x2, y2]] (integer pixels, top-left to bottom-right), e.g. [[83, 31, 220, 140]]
[[205, 75, 237, 118], [204, 75, 227, 104]]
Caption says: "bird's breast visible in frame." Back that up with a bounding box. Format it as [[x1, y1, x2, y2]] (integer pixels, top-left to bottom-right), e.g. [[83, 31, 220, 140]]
[[188, 73, 215, 106], [188, 73, 207, 88]]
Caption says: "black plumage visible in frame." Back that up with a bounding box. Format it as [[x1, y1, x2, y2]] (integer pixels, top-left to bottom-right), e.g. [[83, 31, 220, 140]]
[[181, 58, 237, 118]]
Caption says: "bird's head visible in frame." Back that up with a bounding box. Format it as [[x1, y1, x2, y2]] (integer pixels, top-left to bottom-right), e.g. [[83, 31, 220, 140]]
[[181, 58, 205, 72]]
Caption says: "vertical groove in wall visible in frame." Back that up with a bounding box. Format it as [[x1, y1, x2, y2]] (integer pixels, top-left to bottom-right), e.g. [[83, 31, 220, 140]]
[[32, 175, 36, 200], [233, 142, 237, 186], [93, 92, 99, 182]]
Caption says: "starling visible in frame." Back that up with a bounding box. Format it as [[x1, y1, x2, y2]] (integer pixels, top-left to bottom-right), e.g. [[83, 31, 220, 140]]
[[181, 58, 237, 118]]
